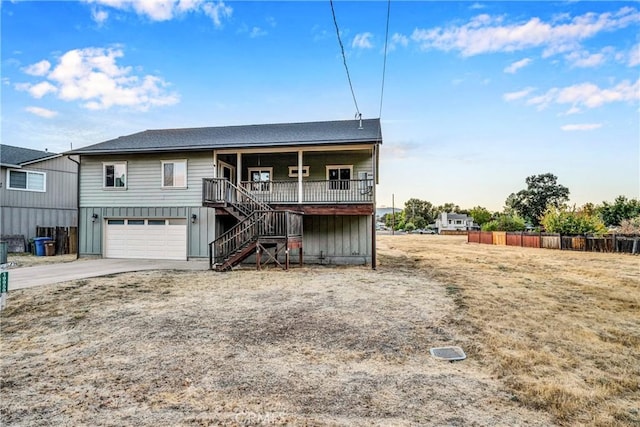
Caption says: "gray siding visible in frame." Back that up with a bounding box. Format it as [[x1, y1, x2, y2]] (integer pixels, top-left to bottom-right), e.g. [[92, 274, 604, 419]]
[[80, 152, 213, 207], [298, 215, 372, 265], [0, 156, 77, 210], [0, 156, 78, 244], [78, 206, 215, 258], [0, 206, 77, 245]]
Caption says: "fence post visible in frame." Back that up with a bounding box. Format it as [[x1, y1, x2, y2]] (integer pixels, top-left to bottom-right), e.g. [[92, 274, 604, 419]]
[[613, 233, 617, 253]]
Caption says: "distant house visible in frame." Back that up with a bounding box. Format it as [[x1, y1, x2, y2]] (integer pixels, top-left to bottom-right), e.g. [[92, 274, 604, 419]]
[[0, 144, 78, 251], [66, 119, 382, 270], [435, 212, 475, 234]]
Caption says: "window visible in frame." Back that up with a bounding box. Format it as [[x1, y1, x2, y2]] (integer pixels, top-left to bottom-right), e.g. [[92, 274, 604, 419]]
[[104, 163, 127, 189], [288, 165, 310, 178], [162, 160, 187, 188], [248, 167, 272, 192], [327, 165, 352, 190], [7, 169, 46, 192], [127, 219, 145, 225], [148, 219, 166, 225]]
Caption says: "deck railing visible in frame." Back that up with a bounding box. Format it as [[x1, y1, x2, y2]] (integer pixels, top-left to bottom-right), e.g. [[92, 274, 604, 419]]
[[203, 178, 374, 204], [209, 210, 303, 267]]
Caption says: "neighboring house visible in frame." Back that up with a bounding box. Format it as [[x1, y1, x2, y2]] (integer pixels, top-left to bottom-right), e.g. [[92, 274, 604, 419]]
[[435, 212, 475, 233], [67, 119, 382, 269], [0, 144, 78, 251]]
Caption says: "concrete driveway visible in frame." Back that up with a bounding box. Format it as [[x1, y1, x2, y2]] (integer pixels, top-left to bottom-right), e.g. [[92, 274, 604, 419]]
[[6, 258, 209, 290]]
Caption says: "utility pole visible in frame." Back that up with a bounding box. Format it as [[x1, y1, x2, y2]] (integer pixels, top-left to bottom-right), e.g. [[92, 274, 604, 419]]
[[392, 194, 395, 235]]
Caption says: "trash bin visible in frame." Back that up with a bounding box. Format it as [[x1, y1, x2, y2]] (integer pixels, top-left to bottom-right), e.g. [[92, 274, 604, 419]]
[[0, 241, 7, 264], [34, 237, 52, 256], [44, 241, 56, 256], [29, 238, 36, 255]]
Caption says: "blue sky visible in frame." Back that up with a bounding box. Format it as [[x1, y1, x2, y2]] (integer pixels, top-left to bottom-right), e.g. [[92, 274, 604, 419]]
[[2, 1, 638, 211]]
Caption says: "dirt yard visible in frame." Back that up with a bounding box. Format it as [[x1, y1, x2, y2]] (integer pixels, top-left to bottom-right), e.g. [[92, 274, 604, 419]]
[[1, 235, 638, 426]]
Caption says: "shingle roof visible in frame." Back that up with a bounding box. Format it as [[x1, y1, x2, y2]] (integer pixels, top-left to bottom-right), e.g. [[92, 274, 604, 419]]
[[67, 118, 382, 155], [0, 144, 58, 167]]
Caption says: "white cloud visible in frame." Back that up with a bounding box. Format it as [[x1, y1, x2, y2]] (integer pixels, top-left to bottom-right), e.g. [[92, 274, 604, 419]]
[[628, 43, 640, 66], [201, 1, 232, 27], [91, 8, 109, 25], [503, 87, 536, 101], [565, 48, 612, 68], [410, 7, 640, 58], [504, 58, 532, 74], [16, 81, 58, 98], [84, 0, 232, 27], [388, 33, 409, 51], [25, 106, 58, 118], [523, 79, 639, 111], [352, 32, 374, 49], [23, 60, 51, 76], [249, 26, 267, 38], [561, 123, 602, 131], [19, 47, 179, 111]]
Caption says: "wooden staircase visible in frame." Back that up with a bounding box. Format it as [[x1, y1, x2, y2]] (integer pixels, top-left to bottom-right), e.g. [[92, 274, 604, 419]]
[[206, 179, 303, 271]]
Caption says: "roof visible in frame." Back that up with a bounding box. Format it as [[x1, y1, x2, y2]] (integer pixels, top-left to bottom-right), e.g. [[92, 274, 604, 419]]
[[66, 118, 382, 155], [0, 144, 59, 168], [446, 213, 472, 220]]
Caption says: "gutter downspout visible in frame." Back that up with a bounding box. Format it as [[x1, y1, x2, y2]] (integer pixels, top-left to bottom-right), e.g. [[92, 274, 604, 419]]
[[371, 143, 377, 270], [67, 155, 81, 260]]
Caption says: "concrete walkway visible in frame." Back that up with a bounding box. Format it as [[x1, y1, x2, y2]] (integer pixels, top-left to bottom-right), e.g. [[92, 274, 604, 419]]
[[6, 258, 209, 290]]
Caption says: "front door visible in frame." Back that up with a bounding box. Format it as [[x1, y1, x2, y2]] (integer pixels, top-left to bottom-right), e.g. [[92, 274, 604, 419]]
[[218, 161, 235, 185]]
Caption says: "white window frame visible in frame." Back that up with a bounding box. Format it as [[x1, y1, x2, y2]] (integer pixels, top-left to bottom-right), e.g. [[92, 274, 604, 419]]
[[7, 169, 46, 192], [326, 165, 353, 190], [288, 165, 310, 178], [161, 160, 188, 189], [248, 167, 273, 192], [103, 162, 127, 190]]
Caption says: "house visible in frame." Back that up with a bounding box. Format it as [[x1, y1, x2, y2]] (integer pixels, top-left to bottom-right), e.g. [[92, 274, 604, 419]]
[[66, 118, 382, 270], [0, 144, 78, 252], [435, 212, 475, 234]]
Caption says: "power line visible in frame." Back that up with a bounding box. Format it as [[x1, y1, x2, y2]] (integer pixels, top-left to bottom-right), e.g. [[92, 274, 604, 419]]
[[329, 0, 360, 118], [378, 0, 391, 121]]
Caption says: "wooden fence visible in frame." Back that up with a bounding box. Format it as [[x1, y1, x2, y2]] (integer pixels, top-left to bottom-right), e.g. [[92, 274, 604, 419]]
[[467, 231, 639, 254], [35, 226, 77, 255]]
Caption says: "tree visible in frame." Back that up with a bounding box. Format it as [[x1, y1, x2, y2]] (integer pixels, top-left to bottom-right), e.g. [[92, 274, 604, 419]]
[[481, 215, 526, 232], [469, 206, 492, 226], [506, 173, 569, 226], [541, 206, 606, 234], [404, 198, 437, 225], [598, 196, 640, 227], [436, 202, 461, 214]]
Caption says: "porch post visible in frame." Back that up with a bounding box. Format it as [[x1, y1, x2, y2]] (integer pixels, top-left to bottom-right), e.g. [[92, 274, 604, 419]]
[[212, 151, 217, 178], [298, 150, 303, 203], [236, 152, 242, 200]]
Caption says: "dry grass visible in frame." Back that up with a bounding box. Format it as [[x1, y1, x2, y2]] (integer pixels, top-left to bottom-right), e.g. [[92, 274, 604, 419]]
[[0, 235, 637, 426], [382, 235, 640, 426]]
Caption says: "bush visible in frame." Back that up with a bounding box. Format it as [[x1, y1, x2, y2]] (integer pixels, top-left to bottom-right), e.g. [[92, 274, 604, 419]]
[[404, 222, 416, 232], [619, 216, 640, 234], [481, 215, 526, 232], [541, 207, 607, 234]]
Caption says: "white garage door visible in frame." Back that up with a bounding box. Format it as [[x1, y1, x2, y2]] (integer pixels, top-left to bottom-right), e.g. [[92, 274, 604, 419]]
[[105, 218, 187, 260]]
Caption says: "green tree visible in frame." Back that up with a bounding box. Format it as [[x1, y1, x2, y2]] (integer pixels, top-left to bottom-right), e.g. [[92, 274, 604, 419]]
[[469, 206, 492, 226], [598, 196, 640, 227], [506, 173, 570, 226], [481, 215, 526, 232], [404, 198, 437, 225], [436, 202, 461, 214], [541, 206, 606, 234], [384, 211, 405, 231]]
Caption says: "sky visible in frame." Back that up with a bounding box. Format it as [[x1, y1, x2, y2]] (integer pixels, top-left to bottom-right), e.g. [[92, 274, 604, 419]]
[[2, 0, 639, 211]]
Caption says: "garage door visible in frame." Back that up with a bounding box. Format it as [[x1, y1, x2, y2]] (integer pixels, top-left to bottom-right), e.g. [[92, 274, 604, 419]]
[[105, 218, 187, 260]]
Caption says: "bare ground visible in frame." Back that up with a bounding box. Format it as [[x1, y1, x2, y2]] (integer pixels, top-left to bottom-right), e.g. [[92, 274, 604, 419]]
[[1, 235, 637, 426]]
